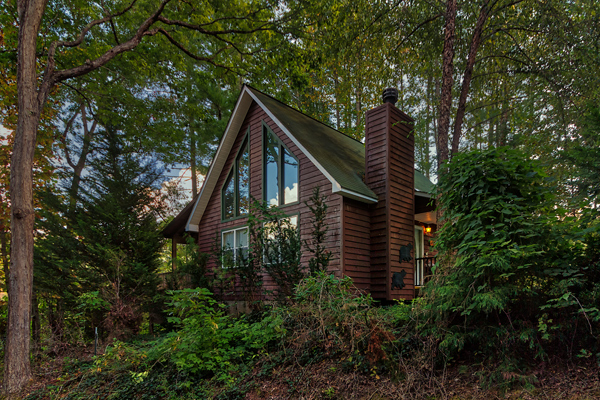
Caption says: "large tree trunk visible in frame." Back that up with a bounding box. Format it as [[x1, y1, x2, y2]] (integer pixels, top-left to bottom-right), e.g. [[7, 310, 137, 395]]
[[5, 0, 47, 392], [451, 0, 490, 154], [436, 0, 457, 171]]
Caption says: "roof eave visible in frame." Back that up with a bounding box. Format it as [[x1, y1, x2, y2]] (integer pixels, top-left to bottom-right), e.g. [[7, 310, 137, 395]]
[[184, 86, 254, 232]]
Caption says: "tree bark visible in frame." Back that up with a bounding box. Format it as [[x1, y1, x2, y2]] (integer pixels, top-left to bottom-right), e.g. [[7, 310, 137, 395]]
[[436, 0, 457, 171], [451, 0, 490, 154], [5, 0, 47, 392]]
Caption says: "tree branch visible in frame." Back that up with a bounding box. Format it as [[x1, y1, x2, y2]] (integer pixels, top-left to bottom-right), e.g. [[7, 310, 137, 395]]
[[156, 15, 274, 35], [394, 12, 443, 51], [154, 28, 247, 76], [60, 107, 80, 170], [39, 0, 172, 104]]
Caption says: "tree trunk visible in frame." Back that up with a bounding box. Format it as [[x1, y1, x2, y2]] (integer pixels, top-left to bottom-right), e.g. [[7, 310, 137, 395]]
[[5, 0, 47, 392], [451, 0, 490, 154], [68, 103, 96, 211], [436, 0, 457, 172]]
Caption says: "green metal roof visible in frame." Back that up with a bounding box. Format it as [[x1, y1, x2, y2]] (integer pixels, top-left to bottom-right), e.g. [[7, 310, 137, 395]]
[[248, 87, 435, 198], [415, 170, 435, 194], [249, 88, 377, 200]]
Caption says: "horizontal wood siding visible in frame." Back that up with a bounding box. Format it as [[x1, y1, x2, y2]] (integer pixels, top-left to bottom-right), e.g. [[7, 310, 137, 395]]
[[342, 198, 371, 292], [365, 105, 389, 299], [364, 102, 415, 301], [196, 101, 342, 300], [388, 105, 415, 300]]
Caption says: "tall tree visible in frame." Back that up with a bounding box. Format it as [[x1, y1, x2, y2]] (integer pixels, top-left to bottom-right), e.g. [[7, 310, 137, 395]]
[[6, 0, 294, 392]]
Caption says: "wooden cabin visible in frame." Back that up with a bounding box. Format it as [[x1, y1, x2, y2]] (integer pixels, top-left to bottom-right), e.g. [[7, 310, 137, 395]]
[[163, 85, 436, 301]]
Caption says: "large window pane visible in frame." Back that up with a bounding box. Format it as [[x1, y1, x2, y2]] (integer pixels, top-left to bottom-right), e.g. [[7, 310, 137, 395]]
[[265, 132, 280, 206], [236, 228, 249, 261], [283, 149, 298, 204], [238, 142, 249, 214], [223, 172, 235, 219], [222, 231, 235, 266]]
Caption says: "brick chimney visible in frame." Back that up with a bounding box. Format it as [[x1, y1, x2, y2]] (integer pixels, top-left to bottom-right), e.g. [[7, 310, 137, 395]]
[[364, 88, 415, 301]]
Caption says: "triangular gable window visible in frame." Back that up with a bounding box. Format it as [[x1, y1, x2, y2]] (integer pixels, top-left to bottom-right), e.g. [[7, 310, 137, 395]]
[[222, 135, 249, 220], [263, 125, 298, 207]]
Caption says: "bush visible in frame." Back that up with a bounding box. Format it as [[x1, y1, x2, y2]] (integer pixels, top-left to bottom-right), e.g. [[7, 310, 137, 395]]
[[421, 147, 600, 367], [276, 272, 408, 373], [160, 288, 285, 383]]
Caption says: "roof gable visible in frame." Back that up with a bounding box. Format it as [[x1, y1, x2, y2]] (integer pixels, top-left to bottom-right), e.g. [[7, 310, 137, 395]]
[[246, 88, 378, 202], [185, 85, 434, 232]]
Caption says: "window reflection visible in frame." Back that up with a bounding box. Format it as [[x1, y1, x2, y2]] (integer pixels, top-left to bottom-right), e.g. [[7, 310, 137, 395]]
[[223, 172, 235, 219], [238, 141, 249, 214], [264, 127, 298, 207]]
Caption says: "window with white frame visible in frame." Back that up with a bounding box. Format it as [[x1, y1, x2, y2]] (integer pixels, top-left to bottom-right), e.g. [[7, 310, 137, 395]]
[[222, 226, 248, 267]]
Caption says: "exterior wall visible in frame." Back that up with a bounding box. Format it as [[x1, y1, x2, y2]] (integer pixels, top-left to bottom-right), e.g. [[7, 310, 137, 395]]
[[196, 101, 343, 298], [365, 102, 415, 301], [341, 198, 371, 292], [364, 106, 389, 299]]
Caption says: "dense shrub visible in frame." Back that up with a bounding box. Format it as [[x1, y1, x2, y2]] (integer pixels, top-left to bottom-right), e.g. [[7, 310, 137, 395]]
[[421, 147, 600, 371], [274, 272, 413, 375], [159, 288, 285, 383]]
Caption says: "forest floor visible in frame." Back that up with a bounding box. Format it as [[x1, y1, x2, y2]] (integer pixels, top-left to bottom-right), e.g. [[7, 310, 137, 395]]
[[9, 345, 600, 400]]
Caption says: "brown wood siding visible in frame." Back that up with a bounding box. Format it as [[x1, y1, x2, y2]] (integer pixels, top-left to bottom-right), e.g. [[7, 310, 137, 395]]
[[365, 105, 389, 299], [388, 105, 415, 300], [365, 103, 415, 300], [196, 101, 342, 300], [342, 198, 371, 292]]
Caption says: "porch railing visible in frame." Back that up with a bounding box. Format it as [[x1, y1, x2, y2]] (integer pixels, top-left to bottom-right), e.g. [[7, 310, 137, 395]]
[[414, 256, 436, 287]]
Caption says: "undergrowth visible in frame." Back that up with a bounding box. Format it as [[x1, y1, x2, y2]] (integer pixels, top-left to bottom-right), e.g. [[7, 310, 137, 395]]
[[23, 274, 425, 399]]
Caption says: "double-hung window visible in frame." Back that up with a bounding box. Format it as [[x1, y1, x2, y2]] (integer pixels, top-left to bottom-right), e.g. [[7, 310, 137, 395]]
[[222, 227, 248, 267], [222, 137, 249, 220], [264, 125, 298, 207]]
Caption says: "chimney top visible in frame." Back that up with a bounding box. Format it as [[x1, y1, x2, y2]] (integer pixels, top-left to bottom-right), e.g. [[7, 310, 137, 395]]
[[382, 88, 398, 105]]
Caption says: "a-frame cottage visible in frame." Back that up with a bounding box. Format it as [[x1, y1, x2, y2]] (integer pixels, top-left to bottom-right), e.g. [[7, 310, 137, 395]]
[[163, 85, 436, 301]]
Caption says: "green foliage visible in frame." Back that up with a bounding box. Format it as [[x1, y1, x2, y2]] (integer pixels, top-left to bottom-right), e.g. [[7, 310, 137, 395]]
[[563, 105, 600, 205], [305, 187, 333, 275], [172, 235, 212, 291], [35, 130, 167, 342], [160, 288, 284, 383], [422, 147, 600, 366], [247, 200, 303, 299]]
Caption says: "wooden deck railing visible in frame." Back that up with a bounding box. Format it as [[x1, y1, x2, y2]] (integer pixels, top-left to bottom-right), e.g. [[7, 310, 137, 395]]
[[414, 256, 436, 287]]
